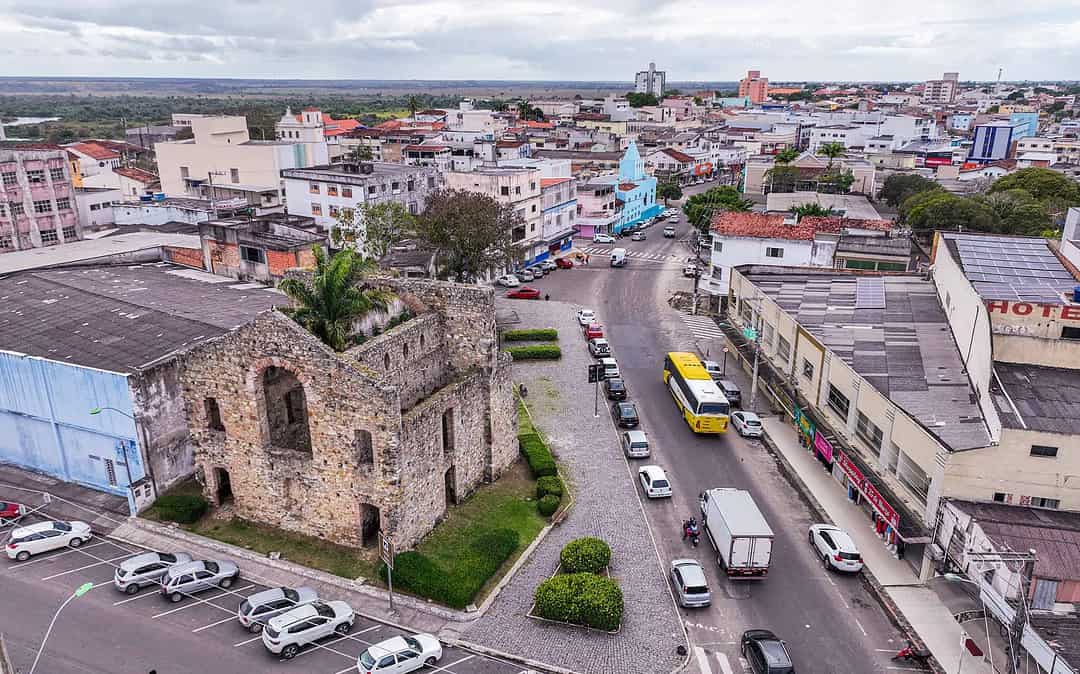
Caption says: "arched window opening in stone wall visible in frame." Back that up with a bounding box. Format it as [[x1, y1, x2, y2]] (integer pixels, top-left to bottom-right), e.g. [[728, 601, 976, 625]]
[[263, 366, 312, 452]]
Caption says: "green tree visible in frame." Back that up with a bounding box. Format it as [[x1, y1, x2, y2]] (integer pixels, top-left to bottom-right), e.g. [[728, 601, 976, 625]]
[[656, 182, 683, 205], [899, 187, 947, 221], [413, 189, 524, 282], [975, 190, 1051, 236], [407, 96, 420, 120], [818, 168, 856, 194], [879, 174, 940, 207], [817, 142, 846, 168], [906, 192, 999, 233], [765, 165, 800, 193], [356, 202, 415, 260], [347, 145, 374, 162], [790, 202, 836, 218], [516, 99, 533, 121], [987, 167, 1080, 219], [775, 147, 799, 164], [278, 247, 391, 352], [692, 96, 704, 106], [625, 92, 658, 108], [683, 186, 754, 233]]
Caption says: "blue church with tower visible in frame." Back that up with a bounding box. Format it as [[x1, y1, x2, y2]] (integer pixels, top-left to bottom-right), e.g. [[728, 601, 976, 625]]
[[596, 141, 661, 234]]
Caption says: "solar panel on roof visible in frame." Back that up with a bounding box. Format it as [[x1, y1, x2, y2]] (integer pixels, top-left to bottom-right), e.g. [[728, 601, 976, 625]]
[[856, 277, 886, 309]]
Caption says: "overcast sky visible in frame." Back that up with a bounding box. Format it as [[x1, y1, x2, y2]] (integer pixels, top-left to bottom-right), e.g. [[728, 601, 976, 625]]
[[1, 0, 1078, 82]]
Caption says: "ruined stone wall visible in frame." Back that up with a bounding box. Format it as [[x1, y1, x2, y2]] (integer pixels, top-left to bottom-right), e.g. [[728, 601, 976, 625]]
[[487, 351, 518, 481], [131, 357, 195, 495], [390, 279, 499, 374], [347, 313, 452, 411]]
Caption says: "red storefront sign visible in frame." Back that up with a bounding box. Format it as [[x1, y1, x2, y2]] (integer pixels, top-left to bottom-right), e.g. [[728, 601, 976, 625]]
[[812, 430, 834, 463], [835, 450, 900, 528]]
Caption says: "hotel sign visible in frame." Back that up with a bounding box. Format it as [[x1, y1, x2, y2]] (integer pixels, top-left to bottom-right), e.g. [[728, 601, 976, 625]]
[[986, 300, 1080, 321]]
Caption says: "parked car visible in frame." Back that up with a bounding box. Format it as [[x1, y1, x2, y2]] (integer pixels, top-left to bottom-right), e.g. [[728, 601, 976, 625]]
[[670, 559, 712, 608], [663, 226, 676, 238], [357, 633, 443, 673], [0, 501, 27, 525], [604, 377, 628, 401], [588, 337, 611, 357], [576, 308, 596, 325], [527, 265, 545, 278], [683, 263, 701, 278], [261, 600, 354, 659], [630, 231, 646, 241], [495, 274, 520, 288], [716, 379, 742, 406], [599, 357, 620, 380], [159, 559, 239, 603], [6, 520, 92, 561], [506, 286, 541, 300], [593, 233, 616, 244], [514, 269, 535, 282], [238, 586, 318, 633], [114, 551, 193, 594], [731, 410, 763, 438], [539, 259, 558, 271], [741, 629, 795, 674], [638, 465, 672, 498], [702, 360, 723, 380], [555, 257, 574, 269], [611, 401, 638, 428], [809, 524, 864, 573], [583, 323, 604, 340], [622, 430, 650, 458]]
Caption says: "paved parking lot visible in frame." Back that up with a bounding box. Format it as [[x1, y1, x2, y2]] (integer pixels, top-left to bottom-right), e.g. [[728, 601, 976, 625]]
[[0, 513, 530, 674]]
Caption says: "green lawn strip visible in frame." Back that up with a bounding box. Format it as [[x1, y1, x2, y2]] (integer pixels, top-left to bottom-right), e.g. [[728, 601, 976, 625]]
[[143, 477, 204, 522]]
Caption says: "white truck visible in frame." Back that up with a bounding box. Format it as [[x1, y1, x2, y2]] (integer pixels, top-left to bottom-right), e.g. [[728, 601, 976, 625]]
[[610, 248, 627, 267], [699, 488, 774, 579]]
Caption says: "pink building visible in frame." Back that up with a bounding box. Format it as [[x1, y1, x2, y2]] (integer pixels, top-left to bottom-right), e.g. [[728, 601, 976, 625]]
[[574, 181, 619, 238], [738, 70, 769, 104], [0, 145, 81, 253]]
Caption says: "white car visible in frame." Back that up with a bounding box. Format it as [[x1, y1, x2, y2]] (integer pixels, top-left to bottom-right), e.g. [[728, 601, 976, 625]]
[[630, 231, 646, 241], [539, 259, 558, 271], [663, 226, 676, 238], [515, 269, 535, 282], [6, 520, 92, 561], [576, 309, 596, 325], [638, 465, 672, 499], [527, 265, 545, 278], [683, 264, 700, 278], [262, 600, 354, 659], [496, 274, 520, 288], [357, 633, 443, 673], [731, 410, 763, 438], [588, 337, 611, 357], [809, 524, 864, 573], [593, 234, 616, 244]]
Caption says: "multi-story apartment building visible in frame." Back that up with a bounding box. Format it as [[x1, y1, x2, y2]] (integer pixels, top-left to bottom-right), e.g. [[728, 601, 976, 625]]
[[738, 70, 769, 104], [0, 145, 80, 253], [443, 167, 544, 265], [635, 62, 666, 96], [921, 72, 959, 105], [967, 121, 1022, 164], [281, 161, 441, 254], [539, 178, 577, 259], [574, 181, 619, 239]]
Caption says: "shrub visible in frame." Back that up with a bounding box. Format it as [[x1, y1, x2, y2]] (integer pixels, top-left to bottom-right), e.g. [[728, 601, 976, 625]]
[[560, 537, 611, 574], [537, 494, 560, 517], [505, 345, 562, 360], [536, 475, 564, 499], [534, 573, 624, 631], [153, 494, 208, 524], [502, 328, 558, 342], [519, 433, 557, 477], [383, 527, 518, 609]]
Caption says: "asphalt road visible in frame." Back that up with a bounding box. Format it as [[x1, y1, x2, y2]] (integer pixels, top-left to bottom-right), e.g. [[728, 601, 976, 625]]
[[523, 215, 907, 674], [0, 516, 528, 674]]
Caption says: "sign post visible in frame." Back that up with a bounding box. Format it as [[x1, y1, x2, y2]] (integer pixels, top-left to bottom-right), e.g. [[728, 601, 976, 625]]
[[588, 364, 603, 417], [379, 531, 395, 613]]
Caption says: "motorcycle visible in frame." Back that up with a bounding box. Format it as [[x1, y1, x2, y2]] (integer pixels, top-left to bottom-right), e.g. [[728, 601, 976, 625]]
[[682, 518, 700, 547], [891, 644, 931, 666]]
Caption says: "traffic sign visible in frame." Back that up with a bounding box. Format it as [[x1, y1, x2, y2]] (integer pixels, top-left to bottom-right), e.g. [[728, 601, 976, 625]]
[[588, 363, 604, 383], [379, 531, 394, 569]]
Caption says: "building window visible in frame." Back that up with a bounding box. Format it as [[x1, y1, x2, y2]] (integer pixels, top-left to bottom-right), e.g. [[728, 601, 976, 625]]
[[407, 180, 414, 192], [342, 187, 352, 198], [56, 197, 71, 211], [531, 204, 537, 213], [855, 411, 883, 451], [1062, 326, 1080, 340], [230, 168, 240, 184], [240, 246, 266, 264], [309, 183, 320, 194], [0, 204, 6, 217], [311, 204, 322, 216], [993, 492, 1012, 503], [442, 408, 455, 454], [180, 166, 189, 180], [329, 205, 340, 218], [26, 169, 44, 184], [514, 186, 521, 195], [827, 384, 851, 419], [327, 185, 338, 197], [500, 186, 510, 196], [368, 185, 377, 195], [204, 397, 225, 432], [1029, 496, 1060, 509], [1030, 445, 1059, 458], [739, 300, 754, 325], [49, 167, 65, 181], [777, 335, 791, 362], [1, 172, 16, 186], [355, 430, 374, 466], [0, 236, 11, 249], [713, 239, 723, 253], [10, 203, 24, 216], [40, 229, 59, 244], [33, 200, 53, 214], [89, 203, 101, 211], [408, 202, 418, 215], [428, 176, 436, 188], [391, 181, 400, 193], [765, 247, 784, 258], [61, 226, 76, 239], [802, 357, 814, 379]]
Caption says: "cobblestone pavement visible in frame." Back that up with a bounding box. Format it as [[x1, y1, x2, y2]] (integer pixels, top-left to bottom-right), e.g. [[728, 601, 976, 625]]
[[460, 298, 687, 674]]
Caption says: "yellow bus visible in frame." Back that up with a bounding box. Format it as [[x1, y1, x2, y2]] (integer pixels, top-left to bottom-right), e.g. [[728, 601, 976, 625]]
[[663, 352, 731, 433]]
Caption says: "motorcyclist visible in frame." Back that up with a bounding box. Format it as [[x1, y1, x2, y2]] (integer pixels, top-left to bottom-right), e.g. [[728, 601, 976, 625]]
[[683, 516, 699, 539]]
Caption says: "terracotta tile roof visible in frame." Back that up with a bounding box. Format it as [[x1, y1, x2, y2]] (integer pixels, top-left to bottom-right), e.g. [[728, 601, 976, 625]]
[[800, 216, 892, 233], [659, 148, 695, 164], [524, 120, 555, 129], [711, 212, 892, 241], [0, 142, 63, 152], [69, 142, 120, 161], [618, 182, 638, 191], [91, 139, 145, 154], [540, 178, 571, 188], [495, 140, 525, 148], [114, 167, 160, 184]]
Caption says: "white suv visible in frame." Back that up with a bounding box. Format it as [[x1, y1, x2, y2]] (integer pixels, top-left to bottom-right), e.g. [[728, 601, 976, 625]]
[[262, 600, 354, 659], [809, 524, 864, 573], [6, 521, 92, 561]]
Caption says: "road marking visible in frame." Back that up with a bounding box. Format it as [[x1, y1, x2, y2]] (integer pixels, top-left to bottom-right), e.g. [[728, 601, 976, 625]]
[[152, 584, 254, 619], [7, 541, 110, 569], [694, 647, 713, 674], [715, 652, 735, 674], [40, 552, 134, 580], [876, 648, 899, 652], [114, 590, 160, 606], [887, 668, 927, 672], [355, 625, 382, 634], [283, 634, 355, 661], [855, 618, 868, 637], [234, 634, 263, 647], [425, 654, 475, 672], [192, 615, 238, 633]]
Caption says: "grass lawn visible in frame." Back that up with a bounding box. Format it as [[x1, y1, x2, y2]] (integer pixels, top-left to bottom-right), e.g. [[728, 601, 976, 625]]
[[517, 397, 537, 437], [142, 477, 204, 522]]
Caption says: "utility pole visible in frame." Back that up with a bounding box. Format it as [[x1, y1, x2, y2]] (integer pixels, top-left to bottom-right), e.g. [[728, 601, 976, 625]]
[[207, 170, 225, 219], [1007, 551, 1036, 674]]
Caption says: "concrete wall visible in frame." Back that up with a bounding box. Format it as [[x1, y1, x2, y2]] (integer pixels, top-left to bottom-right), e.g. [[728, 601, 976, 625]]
[[75, 188, 121, 231], [711, 236, 815, 287], [131, 358, 194, 496]]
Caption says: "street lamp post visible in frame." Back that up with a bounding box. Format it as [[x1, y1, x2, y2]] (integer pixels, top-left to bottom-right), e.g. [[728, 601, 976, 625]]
[[721, 347, 729, 376], [30, 582, 94, 674]]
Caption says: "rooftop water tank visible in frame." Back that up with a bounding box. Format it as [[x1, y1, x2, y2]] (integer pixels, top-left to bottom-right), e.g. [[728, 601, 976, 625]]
[[139, 194, 152, 202]]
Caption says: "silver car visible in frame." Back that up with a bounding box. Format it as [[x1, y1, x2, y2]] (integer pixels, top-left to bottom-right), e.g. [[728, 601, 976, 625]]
[[238, 586, 318, 633], [113, 551, 193, 594], [159, 559, 240, 603], [670, 559, 712, 608]]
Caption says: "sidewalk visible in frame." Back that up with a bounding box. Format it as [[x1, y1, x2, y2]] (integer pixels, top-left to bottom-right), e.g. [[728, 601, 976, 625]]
[[762, 416, 992, 674], [0, 461, 129, 532]]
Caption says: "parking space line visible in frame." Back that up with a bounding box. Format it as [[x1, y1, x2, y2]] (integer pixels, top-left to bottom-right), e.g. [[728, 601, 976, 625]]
[[192, 615, 238, 633], [114, 590, 161, 606], [285, 634, 355, 661], [7, 541, 111, 569], [152, 584, 254, 619], [354, 625, 381, 635], [333, 666, 356, 674], [426, 654, 475, 672], [40, 552, 134, 580], [234, 634, 263, 647]]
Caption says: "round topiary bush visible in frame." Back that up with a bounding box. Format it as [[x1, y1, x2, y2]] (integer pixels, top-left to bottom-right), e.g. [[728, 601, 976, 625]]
[[536, 475, 564, 499], [534, 572, 623, 631], [560, 537, 611, 574], [537, 494, 560, 517], [153, 494, 209, 524]]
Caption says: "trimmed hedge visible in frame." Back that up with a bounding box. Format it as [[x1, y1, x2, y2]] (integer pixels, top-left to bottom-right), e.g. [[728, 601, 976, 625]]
[[560, 537, 611, 574], [505, 345, 562, 360], [153, 494, 209, 524], [382, 527, 518, 609], [519, 433, 557, 477], [537, 494, 560, 517], [534, 572, 624, 631], [536, 475, 564, 499], [503, 328, 558, 342]]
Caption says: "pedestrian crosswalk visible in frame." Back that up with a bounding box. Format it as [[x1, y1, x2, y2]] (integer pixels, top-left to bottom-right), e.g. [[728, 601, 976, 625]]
[[578, 245, 684, 262], [681, 312, 726, 342]]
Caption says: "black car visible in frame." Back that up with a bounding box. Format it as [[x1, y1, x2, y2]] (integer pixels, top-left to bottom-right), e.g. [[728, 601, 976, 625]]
[[741, 629, 795, 674], [717, 379, 742, 407], [604, 378, 628, 401], [611, 401, 639, 428]]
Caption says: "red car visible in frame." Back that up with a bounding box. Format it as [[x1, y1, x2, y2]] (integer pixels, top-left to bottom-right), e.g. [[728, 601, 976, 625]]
[[555, 257, 574, 269], [0, 501, 27, 524], [583, 322, 604, 339], [506, 286, 541, 300]]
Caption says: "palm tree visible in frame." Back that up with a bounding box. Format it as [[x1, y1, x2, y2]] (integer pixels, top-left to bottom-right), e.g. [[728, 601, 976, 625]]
[[818, 142, 846, 168], [278, 247, 391, 352], [790, 202, 836, 218], [775, 147, 799, 164], [407, 96, 420, 121], [516, 99, 532, 122]]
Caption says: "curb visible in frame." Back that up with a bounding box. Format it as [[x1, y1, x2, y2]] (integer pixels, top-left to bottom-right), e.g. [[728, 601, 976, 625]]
[[441, 637, 579, 674]]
